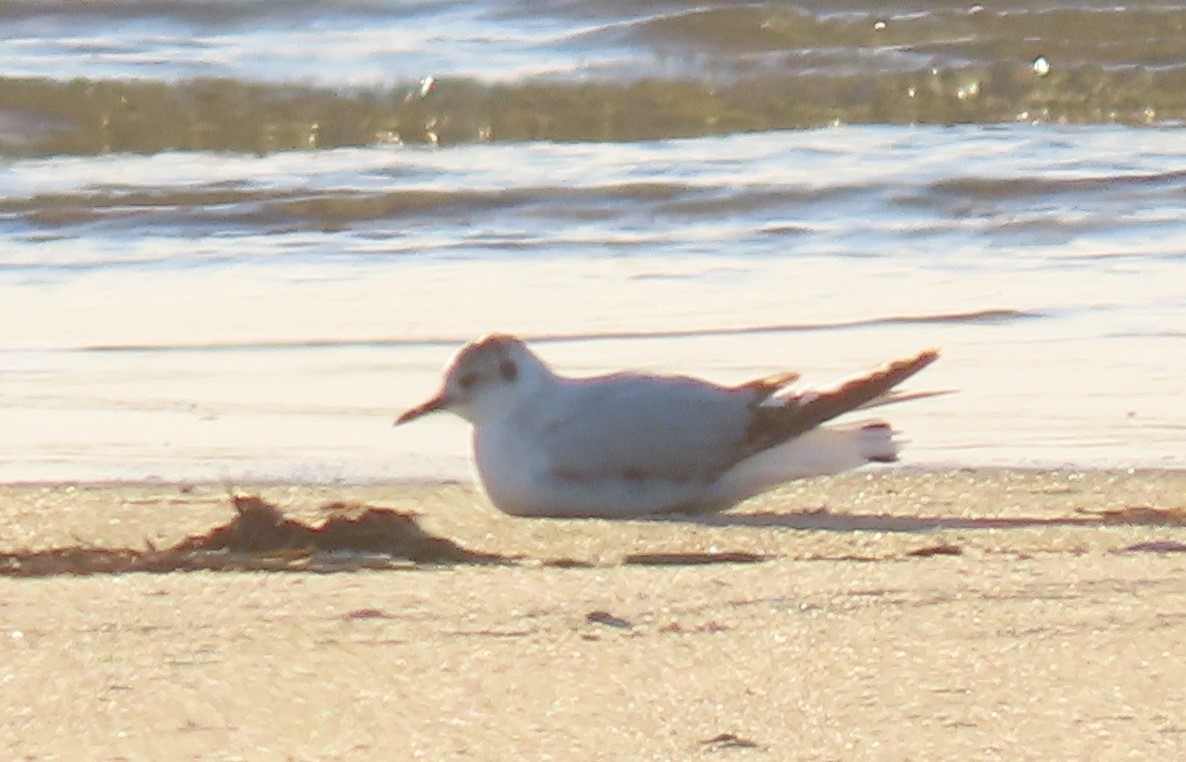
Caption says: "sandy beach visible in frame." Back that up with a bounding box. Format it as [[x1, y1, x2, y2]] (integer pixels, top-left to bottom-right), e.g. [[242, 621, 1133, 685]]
[[3, 469, 1186, 760]]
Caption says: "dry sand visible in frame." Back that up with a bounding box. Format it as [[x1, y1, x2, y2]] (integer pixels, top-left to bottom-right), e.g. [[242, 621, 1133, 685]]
[[2, 469, 1186, 761]]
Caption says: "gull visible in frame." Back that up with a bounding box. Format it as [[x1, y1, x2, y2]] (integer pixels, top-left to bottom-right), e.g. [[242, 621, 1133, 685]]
[[395, 334, 941, 518]]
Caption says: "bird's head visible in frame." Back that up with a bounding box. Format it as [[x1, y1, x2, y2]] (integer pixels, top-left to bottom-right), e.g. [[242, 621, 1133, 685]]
[[395, 333, 544, 426]]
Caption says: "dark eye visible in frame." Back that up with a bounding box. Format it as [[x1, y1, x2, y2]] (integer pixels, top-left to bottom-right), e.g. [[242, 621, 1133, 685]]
[[499, 360, 518, 381], [458, 372, 479, 390]]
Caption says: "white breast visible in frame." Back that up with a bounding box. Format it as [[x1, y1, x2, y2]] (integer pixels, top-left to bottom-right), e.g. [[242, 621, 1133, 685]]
[[472, 417, 550, 516]]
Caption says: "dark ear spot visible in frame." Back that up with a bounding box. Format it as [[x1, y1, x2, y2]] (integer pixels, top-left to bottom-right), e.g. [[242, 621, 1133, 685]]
[[499, 359, 518, 381], [458, 371, 478, 390]]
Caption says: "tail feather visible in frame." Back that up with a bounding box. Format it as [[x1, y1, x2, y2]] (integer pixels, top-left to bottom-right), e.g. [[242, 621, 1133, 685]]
[[856, 421, 899, 463], [708, 421, 901, 507], [702, 351, 939, 511]]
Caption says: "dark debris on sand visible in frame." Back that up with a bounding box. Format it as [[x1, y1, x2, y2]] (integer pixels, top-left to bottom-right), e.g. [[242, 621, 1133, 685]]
[[0, 494, 508, 577], [1082, 505, 1186, 526]]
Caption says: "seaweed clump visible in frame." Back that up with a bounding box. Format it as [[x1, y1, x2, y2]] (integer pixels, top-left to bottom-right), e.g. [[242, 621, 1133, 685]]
[[0, 494, 506, 577]]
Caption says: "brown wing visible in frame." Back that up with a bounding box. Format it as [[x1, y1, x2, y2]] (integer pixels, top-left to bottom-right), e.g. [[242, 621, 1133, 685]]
[[736, 349, 939, 460]]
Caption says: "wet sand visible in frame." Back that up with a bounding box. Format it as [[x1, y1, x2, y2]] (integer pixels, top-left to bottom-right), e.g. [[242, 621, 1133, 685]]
[[3, 469, 1186, 760]]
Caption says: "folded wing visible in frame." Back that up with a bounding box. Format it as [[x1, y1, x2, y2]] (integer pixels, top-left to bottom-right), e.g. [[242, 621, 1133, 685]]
[[540, 350, 939, 485], [540, 372, 779, 484]]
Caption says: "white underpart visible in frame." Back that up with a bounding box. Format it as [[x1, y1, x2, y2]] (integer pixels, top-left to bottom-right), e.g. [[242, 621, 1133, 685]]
[[705, 422, 896, 510], [473, 414, 705, 519], [474, 408, 900, 519]]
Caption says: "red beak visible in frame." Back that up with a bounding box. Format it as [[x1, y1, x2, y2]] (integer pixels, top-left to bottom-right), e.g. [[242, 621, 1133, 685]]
[[394, 392, 449, 426]]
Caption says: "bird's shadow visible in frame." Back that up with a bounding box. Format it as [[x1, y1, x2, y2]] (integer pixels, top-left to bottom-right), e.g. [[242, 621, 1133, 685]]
[[648, 509, 1108, 533]]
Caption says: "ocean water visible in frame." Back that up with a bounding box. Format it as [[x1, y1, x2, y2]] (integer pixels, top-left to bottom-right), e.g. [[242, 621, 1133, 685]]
[[1, 1, 1184, 482]]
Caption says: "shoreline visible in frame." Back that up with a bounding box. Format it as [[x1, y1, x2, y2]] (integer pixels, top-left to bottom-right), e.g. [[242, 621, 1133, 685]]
[[4, 462, 1184, 488]]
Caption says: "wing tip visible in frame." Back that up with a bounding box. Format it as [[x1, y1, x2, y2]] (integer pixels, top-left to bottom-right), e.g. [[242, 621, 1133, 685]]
[[736, 370, 801, 399], [903, 347, 940, 371]]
